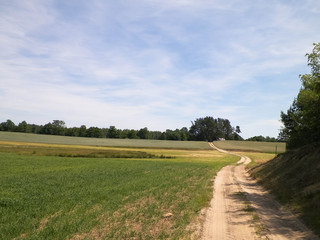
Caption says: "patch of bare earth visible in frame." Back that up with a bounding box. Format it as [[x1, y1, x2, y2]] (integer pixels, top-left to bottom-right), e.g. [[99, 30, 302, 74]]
[[201, 143, 319, 240]]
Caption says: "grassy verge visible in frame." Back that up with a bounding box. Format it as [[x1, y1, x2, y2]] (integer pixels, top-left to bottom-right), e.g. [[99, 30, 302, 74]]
[[213, 140, 286, 153], [0, 142, 238, 239], [249, 143, 320, 237]]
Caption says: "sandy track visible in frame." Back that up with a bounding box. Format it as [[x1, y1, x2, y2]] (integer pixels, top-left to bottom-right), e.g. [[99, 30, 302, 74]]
[[201, 143, 319, 240]]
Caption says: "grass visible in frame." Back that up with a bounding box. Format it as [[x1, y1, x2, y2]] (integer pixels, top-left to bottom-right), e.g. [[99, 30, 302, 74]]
[[0, 132, 212, 149], [249, 143, 320, 237], [0, 141, 238, 239], [213, 140, 286, 153], [0, 141, 174, 159]]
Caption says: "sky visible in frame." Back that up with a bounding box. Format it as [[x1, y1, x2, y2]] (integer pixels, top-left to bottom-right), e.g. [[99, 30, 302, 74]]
[[1, 0, 320, 139]]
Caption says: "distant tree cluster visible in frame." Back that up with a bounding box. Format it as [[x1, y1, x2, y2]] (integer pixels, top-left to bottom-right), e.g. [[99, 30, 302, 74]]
[[280, 43, 320, 149], [189, 116, 242, 141], [0, 116, 242, 142], [246, 135, 278, 142]]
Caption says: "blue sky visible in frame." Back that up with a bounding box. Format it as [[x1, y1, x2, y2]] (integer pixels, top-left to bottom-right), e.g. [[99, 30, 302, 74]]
[[1, 0, 320, 138]]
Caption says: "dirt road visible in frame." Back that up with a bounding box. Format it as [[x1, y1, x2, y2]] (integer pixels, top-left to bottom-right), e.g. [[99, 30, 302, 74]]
[[201, 143, 319, 240]]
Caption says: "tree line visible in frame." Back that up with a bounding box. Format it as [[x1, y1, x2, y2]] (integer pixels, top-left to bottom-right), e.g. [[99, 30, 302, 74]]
[[0, 117, 243, 141], [280, 43, 320, 149], [246, 135, 278, 142]]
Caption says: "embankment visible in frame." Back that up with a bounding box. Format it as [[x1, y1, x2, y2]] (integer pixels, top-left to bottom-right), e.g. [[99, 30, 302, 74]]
[[250, 143, 320, 236]]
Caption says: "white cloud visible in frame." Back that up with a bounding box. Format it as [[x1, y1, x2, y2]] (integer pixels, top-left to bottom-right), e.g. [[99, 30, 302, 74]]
[[1, 0, 320, 137]]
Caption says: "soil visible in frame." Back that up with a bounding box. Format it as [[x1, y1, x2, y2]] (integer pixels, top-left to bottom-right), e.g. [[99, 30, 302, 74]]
[[201, 143, 319, 240]]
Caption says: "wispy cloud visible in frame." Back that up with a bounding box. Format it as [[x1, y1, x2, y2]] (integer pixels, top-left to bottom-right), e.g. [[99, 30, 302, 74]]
[[1, 0, 320, 137]]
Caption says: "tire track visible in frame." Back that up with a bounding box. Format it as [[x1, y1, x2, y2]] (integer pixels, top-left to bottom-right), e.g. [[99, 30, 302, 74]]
[[201, 142, 319, 240]]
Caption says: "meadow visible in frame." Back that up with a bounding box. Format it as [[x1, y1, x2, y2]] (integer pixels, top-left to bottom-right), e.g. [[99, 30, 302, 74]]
[[0, 132, 212, 149], [0, 138, 238, 239], [213, 140, 286, 153]]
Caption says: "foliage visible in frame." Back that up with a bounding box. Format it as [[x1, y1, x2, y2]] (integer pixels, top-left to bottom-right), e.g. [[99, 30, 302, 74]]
[[189, 116, 242, 141], [246, 135, 278, 142], [0, 116, 241, 142], [0, 120, 16, 131], [280, 43, 320, 149]]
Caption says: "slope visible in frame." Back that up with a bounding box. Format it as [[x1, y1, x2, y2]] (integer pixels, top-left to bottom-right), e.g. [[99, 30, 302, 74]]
[[250, 143, 320, 236]]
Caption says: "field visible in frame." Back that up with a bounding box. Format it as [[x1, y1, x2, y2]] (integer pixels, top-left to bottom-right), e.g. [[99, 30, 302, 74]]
[[0, 132, 212, 149], [213, 140, 286, 153], [0, 136, 238, 239]]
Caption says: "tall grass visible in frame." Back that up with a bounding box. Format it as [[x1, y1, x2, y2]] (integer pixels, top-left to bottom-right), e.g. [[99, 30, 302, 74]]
[[0, 142, 238, 239]]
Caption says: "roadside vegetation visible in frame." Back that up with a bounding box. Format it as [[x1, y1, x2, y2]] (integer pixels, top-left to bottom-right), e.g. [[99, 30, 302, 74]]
[[250, 143, 320, 236], [279, 42, 320, 149], [0, 139, 238, 239], [249, 43, 320, 237]]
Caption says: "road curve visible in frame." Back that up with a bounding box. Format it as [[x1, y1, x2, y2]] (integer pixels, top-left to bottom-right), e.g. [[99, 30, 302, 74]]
[[201, 142, 319, 240]]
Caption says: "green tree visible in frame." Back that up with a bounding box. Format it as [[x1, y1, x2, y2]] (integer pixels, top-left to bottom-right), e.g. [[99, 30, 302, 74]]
[[165, 129, 181, 140], [17, 121, 31, 133], [189, 116, 240, 141], [79, 125, 87, 137], [280, 43, 320, 148], [65, 127, 79, 137], [0, 119, 16, 131], [189, 117, 219, 141], [107, 126, 120, 138], [137, 127, 150, 139], [86, 127, 104, 138], [127, 129, 138, 139], [41, 122, 53, 135], [52, 120, 66, 135], [180, 127, 189, 141]]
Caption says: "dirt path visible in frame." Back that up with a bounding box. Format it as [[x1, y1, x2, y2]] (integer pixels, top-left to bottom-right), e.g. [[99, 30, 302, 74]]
[[201, 142, 319, 240]]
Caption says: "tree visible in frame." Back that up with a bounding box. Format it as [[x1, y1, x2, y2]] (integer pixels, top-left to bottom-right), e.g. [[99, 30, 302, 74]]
[[280, 43, 320, 148], [52, 120, 66, 135], [0, 119, 16, 131], [127, 129, 138, 139], [180, 127, 189, 141], [165, 129, 181, 140], [41, 122, 53, 135], [137, 127, 150, 139], [79, 125, 87, 137], [65, 127, 79, 137], [106, 126, 120, 138], [17, 121, 31, 133], [189, 116, 239, 141], [86, 127, 104, 138]]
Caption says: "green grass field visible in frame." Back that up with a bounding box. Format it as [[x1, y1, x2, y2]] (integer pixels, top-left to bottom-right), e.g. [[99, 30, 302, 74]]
[[0, 139, 238, 239], [0, 132, 212, 149], [213, 140, 286, 153]]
